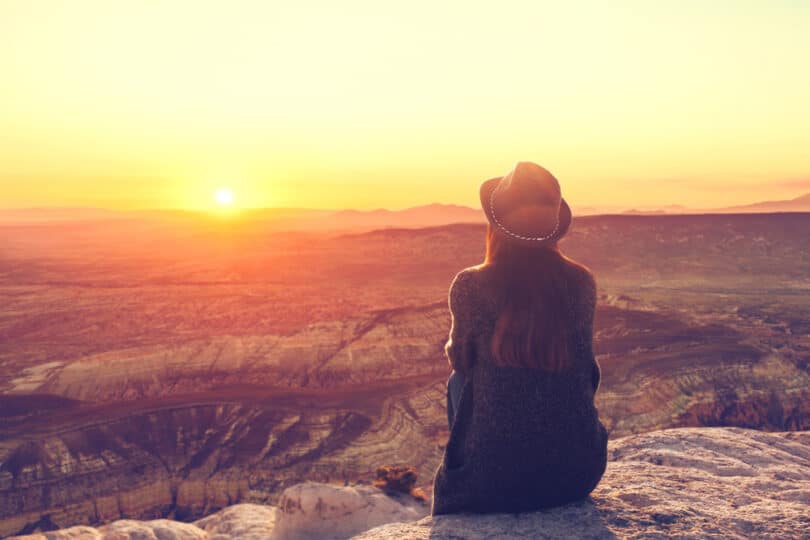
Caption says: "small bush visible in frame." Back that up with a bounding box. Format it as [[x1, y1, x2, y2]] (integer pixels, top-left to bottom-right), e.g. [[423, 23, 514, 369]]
[[374, 465, 424, 501]]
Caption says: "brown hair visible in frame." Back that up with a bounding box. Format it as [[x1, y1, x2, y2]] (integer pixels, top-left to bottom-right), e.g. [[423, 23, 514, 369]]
[[485, 223, 589, 371]]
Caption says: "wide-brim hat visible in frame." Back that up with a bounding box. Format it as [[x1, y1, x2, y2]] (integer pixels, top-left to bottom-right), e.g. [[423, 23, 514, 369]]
[[480, 161, 572, 245]]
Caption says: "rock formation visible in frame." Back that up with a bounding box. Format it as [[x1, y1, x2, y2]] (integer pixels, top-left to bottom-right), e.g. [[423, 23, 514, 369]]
[[358, 427, 810, 539], [3, 319, 809, 535], [4, 215, 810, 535], [271, 482, 426, 540], [8, 427, 810, 539]]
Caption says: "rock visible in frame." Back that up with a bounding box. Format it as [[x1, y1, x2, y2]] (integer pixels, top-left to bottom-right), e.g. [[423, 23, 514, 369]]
[[101, 519, 207, 540], [355, 427, 810, 539], [9, 428, 810, 539], [8, 484, 424, 540], [271, 482, 427, 540], [193, 503, 277, 539], [12, 519, 206, 540]]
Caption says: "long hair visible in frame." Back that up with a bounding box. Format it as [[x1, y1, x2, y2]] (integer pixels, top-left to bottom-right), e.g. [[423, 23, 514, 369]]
[[485, 223, 589, 372]]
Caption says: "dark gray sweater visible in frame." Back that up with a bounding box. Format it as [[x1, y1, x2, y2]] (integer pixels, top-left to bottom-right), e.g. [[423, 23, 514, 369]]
[[431, 262, 608, 515]]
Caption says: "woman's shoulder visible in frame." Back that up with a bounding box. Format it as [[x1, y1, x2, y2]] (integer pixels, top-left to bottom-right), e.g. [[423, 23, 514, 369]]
[[450, 264, 489, 287], [557, 257, 597, 319], [449, 265, 483, 298], [447, 265, 493, 313], [560, 256, 596, 293]]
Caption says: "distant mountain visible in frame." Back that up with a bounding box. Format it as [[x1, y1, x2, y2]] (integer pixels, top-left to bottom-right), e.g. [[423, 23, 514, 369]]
[[0, 207, 130, 224], [621, 209, 668, 215], [326, 203, 484, 229], [580, 195, 810, 216], [4, 194, 810, 230], [709, 193, 810, 214], [0, 204, 485, 232]]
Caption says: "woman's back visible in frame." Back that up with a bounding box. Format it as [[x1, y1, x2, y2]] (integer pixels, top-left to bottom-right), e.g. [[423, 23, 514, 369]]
[[431, 261, 608, 515]]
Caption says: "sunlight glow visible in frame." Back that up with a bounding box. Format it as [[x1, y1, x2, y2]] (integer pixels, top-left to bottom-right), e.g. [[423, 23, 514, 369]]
[[1, 2, 809, 209], [215, 188, 234, 206]]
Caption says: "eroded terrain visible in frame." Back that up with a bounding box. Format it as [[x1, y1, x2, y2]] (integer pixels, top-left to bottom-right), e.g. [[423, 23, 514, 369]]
[[2, 213, 809, 535]]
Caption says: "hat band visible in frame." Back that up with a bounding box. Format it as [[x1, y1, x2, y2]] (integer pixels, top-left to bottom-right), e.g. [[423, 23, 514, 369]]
[[490, 188, 560, 241]]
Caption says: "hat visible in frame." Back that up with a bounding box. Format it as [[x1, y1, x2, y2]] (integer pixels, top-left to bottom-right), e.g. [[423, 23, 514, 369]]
[[480, 161, 572, 245]]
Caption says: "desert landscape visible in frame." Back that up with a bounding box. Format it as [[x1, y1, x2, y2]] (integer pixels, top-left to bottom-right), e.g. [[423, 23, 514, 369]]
[[2, 207, 809, 536], [3, 2, 809, 536]]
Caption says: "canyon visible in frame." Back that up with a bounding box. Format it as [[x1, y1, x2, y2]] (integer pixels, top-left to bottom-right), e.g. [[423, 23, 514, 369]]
[[2, 213, 810, 535]]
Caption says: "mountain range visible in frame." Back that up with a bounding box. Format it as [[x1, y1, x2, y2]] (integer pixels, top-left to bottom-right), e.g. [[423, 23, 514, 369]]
[[3, 193, 810, 231]]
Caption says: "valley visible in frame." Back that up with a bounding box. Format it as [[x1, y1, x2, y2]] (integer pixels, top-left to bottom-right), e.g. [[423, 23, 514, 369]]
[[1, 213, 809, 535]]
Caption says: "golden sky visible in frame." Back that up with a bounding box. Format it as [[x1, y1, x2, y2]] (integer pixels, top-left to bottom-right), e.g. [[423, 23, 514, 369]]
[[1, 1, 809, 211]]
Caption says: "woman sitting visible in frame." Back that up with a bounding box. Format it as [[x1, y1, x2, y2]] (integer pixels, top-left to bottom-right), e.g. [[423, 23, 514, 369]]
[[431, 161, 608, 515]]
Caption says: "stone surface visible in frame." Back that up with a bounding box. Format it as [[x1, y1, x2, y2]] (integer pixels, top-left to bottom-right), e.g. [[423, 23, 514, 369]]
[[194, 504, 277, 540], [356, 427, 810, 539], [271, 482, 426, 540], [14, 519, 207, 540], [9, 485, 422, 540], [10, 428, 810, 540]]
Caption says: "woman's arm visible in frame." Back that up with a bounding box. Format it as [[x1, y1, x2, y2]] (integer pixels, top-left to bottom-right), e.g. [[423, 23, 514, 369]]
[[591, 351, 601, 393], [445, 270, 476, 377], [577, 271, 601, 393]]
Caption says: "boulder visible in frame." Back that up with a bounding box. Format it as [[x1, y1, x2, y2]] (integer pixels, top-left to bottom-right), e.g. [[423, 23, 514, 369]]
[[271, 482, 427, 540], [194, 503, 277, 539]]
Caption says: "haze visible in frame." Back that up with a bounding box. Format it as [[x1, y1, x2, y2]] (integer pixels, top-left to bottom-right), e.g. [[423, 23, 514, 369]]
[[1, 1, 809, 210]]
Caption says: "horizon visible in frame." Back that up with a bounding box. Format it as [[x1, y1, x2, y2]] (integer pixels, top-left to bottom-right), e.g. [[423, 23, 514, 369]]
[[2, 1, 810, 211], [2, 189, 810, 216]]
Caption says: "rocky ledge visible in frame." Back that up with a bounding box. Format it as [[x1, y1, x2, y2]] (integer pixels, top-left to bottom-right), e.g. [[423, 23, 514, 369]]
[[11, 427, 810, 540]]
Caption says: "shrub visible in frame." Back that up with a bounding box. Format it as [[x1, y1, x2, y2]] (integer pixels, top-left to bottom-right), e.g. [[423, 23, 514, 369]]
[[373, 465, 425, 501]]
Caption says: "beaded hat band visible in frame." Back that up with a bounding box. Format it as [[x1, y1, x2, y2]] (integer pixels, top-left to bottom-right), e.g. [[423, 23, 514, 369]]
[[479, 161, 572, 245]]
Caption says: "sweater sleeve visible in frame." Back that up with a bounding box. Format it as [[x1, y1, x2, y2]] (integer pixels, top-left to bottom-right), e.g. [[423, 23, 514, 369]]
[[444, 271, 476, 377], [577, 271, 601, 393]]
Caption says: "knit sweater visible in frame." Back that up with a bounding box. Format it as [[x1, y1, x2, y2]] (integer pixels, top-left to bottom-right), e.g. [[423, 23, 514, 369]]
[[430, 261, 608, 515]]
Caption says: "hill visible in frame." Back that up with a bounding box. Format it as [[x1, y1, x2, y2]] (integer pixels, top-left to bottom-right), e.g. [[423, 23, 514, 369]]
[[709, 193, 810, 214]]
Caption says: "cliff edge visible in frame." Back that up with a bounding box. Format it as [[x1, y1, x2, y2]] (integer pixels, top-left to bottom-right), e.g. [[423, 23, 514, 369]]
[[11, 427, 810, 540]]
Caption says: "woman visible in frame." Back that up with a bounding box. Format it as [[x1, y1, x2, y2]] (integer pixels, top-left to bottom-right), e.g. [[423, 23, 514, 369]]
[[431, 161, 608, 515]]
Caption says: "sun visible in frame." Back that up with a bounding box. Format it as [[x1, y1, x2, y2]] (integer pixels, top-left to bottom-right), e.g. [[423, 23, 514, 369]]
[[214, 188, 234, 206]]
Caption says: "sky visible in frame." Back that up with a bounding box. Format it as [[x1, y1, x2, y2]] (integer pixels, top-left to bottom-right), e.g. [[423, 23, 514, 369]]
[[1, 0, 809, 211]]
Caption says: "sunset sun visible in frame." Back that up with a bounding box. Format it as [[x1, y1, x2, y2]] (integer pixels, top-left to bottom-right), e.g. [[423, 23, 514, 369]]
[[214, 188, 234, 207]]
